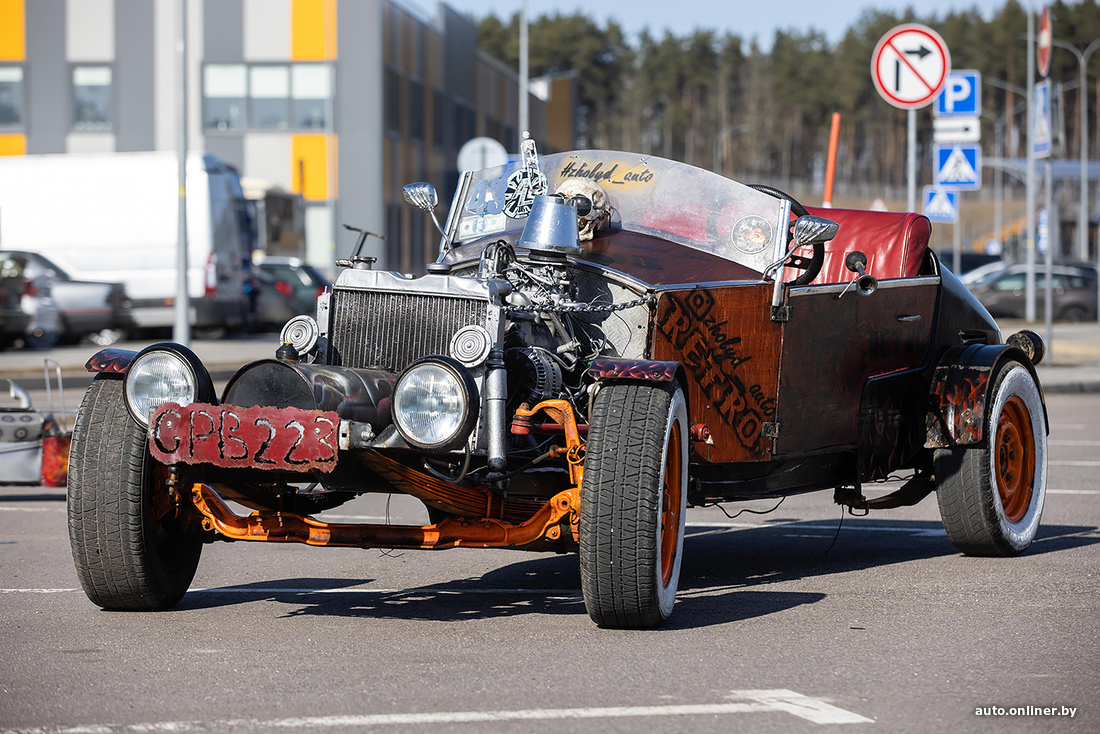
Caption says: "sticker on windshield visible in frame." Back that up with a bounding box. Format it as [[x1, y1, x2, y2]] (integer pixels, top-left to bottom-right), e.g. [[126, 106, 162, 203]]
[[458, 213, 507, 240], [730, 215, 773, 255], [557, 159, 655, 189], [503, 168, 547, 219]]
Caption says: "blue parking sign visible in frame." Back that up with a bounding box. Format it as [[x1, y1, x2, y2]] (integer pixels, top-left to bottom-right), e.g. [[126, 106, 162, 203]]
[[934, 70, 981, 117]]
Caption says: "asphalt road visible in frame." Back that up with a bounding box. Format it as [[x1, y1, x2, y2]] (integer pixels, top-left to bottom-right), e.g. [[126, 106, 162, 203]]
[[1, 393, 1097, 733]]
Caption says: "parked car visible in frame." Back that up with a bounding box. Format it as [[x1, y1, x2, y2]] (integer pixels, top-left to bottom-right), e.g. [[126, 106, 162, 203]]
[[67, 143, 1049, 629], [251, 268, 301, 331], [0, 250, 132, 345], [963, 262, 1098, 322], [0, 255, 31, 348], [0, 252, 62, 350], [254, 255, 329, 317], [933, 249, 1002, 275]]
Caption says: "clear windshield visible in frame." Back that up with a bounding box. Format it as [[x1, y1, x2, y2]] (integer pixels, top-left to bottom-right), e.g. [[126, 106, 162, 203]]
[[444, 150, 790, 276]]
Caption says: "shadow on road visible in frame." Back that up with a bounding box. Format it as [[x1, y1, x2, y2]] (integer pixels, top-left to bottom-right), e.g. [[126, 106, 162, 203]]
[[170, 518, 1099, 628], [0, 491, 66, 501]]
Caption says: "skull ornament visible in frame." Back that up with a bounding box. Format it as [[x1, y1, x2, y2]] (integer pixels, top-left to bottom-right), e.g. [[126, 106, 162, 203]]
[[554, 179, 611, 241]]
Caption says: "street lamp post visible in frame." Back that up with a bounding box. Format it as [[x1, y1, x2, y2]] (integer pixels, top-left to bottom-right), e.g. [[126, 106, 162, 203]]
[[1050, 37, 1100, 262], [988, 78, 1028, 261]]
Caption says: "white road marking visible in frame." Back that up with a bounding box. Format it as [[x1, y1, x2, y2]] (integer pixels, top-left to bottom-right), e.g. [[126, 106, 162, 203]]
[[1049, 488, 1100, 495], [0, 689, 872, 732], [0, 506, 63, 511], [1050, 460, 1100, 466]]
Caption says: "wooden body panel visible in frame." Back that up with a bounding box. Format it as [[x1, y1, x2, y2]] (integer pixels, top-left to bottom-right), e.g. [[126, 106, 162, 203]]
[[652, 283, 780, 463]]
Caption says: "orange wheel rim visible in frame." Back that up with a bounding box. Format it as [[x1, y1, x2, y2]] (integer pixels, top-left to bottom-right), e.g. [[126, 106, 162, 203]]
[[995, 395, 1035, 523], [660, 421, 683, 587]]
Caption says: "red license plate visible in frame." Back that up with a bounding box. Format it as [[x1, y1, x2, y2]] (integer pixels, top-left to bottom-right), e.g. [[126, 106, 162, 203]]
[[149, 403, 339, 472]]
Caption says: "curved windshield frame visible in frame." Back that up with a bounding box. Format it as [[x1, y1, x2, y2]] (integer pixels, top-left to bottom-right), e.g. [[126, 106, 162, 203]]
[[444, 150, 790, 276]]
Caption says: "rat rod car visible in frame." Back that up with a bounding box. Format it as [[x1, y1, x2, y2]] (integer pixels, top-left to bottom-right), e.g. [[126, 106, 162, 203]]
[[67, 139, 1047, 629]]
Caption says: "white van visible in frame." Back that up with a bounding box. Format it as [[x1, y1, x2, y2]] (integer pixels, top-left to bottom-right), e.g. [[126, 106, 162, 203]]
[[0, 152, 254, 334]]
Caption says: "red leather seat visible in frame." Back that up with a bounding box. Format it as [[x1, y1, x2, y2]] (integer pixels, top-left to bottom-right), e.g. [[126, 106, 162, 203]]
[[804, 206, 932, 285]]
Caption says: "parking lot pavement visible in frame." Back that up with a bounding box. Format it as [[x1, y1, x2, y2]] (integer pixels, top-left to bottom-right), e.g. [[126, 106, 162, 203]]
[[1, 319, 1097, 393], [0, 333, 279, 388]]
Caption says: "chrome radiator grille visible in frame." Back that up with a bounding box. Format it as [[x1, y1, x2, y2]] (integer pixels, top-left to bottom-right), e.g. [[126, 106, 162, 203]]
[[328, 288, 487, 372]]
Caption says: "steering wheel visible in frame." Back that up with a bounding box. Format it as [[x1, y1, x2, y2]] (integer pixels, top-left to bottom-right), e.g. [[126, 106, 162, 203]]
[[748, 184, 822, 286]]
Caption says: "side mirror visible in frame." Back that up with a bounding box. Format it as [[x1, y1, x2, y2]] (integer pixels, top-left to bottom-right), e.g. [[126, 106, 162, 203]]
[[402, 182, 438, 213], [402, 182, 450, 258], [791, 215, 839, 247]]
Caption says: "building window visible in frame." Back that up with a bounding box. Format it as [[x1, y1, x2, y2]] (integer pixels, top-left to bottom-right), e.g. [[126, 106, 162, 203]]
[[0, 66, 24, 129], [292, 64, 331, 130], [204, 64, 246, 130], [72, 65, 112, 130], [409, 208, 426, 272], [408, 78, 424, 141], [384, 68, 401, 135], [250, 65, 289, 129], [454, 100, 475, 148], [432, 88, 447, 149], [202, 62, 332, 132], [385, 201, 403, 270]]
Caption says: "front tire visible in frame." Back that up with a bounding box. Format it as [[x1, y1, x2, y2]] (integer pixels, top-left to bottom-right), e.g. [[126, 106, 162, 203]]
[[580, 382, 688, 629], [67, 377, 203, 610], [935, 362, 1047, 556]]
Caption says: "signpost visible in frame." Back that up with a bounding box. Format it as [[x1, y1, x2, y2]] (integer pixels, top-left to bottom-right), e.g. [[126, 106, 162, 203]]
[[872, 24, 951, 213], [1038, 6, 1052, 78], [934, 144, 982, 190], [923, 186, 959, 224], [1032, 79, 1053, 159], [931, 69, 981, 273], [933, 70, 982, 144], [934, 69, 981, 116]]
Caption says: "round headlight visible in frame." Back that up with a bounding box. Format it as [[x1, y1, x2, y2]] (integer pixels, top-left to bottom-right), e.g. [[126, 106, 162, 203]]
[[125, 350, 197, 425], [392, 358, 478, 451]]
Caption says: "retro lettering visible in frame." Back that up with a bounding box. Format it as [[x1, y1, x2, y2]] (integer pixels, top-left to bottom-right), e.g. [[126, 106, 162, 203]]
[[559, 160, 656, 188], [656, 291, 775, 450]]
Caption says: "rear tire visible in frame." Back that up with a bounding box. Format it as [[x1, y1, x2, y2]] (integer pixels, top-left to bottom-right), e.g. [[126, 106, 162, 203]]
[[935, 362, 1047, 556], [67, 377, 203, 610], [1059, 305, 1088, 323], [580, 382, 688, 629]]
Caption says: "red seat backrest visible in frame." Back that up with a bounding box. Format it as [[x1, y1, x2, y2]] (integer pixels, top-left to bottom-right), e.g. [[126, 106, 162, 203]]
[[804, 206, 931, 285]]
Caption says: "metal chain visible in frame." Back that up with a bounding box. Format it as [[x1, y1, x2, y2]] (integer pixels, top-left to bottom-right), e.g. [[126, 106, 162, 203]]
[[503, 294, 656, 315]]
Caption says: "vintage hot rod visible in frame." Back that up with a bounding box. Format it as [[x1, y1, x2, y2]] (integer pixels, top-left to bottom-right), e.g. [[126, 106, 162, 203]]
[[68, 139, 1047, 629]]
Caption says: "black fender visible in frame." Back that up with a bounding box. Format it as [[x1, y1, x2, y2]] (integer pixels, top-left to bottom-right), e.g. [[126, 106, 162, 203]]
[[925, 342, 1047, 449]]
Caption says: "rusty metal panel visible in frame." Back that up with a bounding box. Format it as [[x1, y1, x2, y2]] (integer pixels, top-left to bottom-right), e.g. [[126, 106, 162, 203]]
[[651, 284, 780, 463], [85, 348, 138, 374], [589, 357, 678, 382], [776, 282, 937, 455], [149, 403, 339, 472]]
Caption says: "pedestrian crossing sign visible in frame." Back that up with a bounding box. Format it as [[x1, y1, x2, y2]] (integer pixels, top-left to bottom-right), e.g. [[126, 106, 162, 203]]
[[922, 186, 959, 223], [1033, 79, 1052, 159], [933, 144, 982, 190]]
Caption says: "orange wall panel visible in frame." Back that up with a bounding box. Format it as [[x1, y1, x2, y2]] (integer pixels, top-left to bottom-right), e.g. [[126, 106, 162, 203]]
[[291, 134, 337, 201], [0, 0, 25, 60], [0, 134, 26, 156], [291, 0, 337, 60]]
